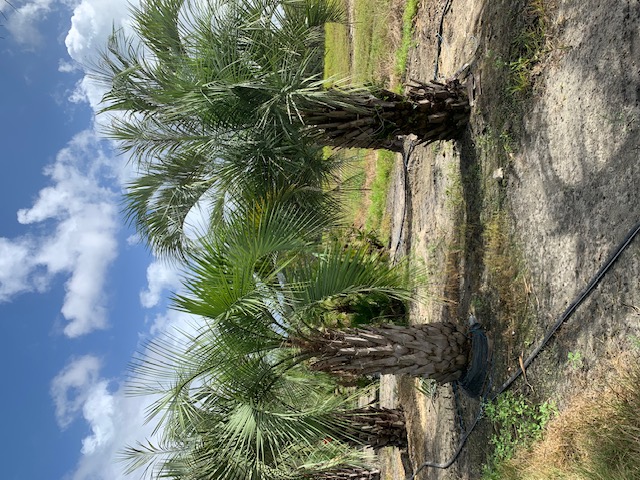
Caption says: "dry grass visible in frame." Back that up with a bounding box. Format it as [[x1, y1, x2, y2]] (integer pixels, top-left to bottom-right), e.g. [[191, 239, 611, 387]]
[[497, 353, 640, 480], [483, 212, 535, 349]]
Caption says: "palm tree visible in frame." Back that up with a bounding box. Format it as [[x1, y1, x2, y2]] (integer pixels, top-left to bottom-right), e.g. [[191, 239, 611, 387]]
[[313, 468, 380, 480], [174, 198, 471, 385], [96, 0, 470, 158], [125, 338, 402, 480]]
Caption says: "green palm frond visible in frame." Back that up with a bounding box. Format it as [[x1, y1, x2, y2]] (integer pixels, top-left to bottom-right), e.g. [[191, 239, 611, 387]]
[[127, 324, 373, 479], [121, 127, 342, 258]]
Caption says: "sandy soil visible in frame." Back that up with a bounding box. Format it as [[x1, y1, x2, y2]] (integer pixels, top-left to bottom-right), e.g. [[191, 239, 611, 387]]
[[380, 0, 640, 478]]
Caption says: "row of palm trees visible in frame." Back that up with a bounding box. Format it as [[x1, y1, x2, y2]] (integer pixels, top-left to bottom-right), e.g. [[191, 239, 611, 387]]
[[123, 198, 469, 478], [95, 0, 473, 478]]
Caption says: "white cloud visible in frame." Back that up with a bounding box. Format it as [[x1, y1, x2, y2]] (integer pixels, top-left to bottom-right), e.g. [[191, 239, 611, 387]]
[[147, 308, 198, 338], [51, 355, 102, 429], [59, 59, 80, 73], [6, 0, 56, 47], [0, 129, 120, 337], [63, 0, 138, 112], [140, 260, 183, 309], [55, 309, 198, 480], [51, 355, 161, 480], [80, 380, 116, 455], [65, 0, 134, 65], [0, 237, 36, 301]]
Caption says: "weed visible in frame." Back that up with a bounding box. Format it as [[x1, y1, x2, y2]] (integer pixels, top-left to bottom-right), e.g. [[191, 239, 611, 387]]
[[567, 351, 583, 370], [481, 212, 536, 355], [482, 391, 557, 479], [496, 354, 640, 480], [507, 0, 552, 94], [444, 162, 464, 210]]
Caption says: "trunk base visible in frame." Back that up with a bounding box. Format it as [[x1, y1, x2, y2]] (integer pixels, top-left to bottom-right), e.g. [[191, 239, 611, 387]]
[[297, 322, 470, 383], [458, 322, 492, 397]]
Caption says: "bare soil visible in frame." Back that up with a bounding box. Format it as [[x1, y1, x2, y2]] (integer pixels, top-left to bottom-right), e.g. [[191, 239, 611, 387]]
[[380, 0, 640, 478]]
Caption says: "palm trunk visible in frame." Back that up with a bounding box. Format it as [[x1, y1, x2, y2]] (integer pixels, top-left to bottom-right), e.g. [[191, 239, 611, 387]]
[[295, 322, 469, 384], [303, 80, 469, 152], [337, 407, 407, 450]]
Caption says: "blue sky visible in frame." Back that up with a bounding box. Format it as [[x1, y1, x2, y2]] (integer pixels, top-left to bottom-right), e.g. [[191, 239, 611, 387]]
[[1, 1, 187, 478]]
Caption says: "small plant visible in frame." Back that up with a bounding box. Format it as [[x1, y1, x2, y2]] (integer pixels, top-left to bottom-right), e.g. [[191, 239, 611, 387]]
[[567, 351, 583, 370], [482, 391, 557, 479], [416, 378, 438, 400]]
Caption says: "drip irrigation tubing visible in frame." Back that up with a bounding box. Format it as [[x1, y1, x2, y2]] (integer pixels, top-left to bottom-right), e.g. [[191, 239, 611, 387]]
[[409, 219, 640, 479], [433, 0, 454, 81], [392, 140, 416, 258]]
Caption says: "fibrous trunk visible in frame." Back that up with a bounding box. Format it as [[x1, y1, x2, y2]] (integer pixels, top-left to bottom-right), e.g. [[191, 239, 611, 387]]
[[296, 322, 469, 384], [337, 406, 407, 450], [304, 79, 469, 152]]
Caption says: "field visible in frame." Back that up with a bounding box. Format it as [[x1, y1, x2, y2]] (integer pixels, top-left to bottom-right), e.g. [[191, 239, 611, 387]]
[[328, 0, 640, 478]]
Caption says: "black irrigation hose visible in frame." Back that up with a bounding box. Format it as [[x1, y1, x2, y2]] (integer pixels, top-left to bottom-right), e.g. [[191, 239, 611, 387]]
[[496, 220, 640, 395], [433, 0, 454, 80], [392, 140, 416, 258], [410, 220, 640, 478]]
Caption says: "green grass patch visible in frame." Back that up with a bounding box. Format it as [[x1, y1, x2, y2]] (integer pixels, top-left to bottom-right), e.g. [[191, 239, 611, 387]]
[[352, 0, 393, 83], [507, 0, 551, 94], [394, 0, 420, 80], [365, 150, 395, 236], [324, 21, 351, 82]]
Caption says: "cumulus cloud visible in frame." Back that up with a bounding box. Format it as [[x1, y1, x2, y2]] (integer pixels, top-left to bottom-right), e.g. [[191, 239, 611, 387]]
[[51, 356, 161, 480], [0, 129, 120, 337], [0, 237, 37, 301], [51, 355, 102, 429], [54, 310, 198, 480], [140, 261, 183, 309], [80, 380, 116, 455], [63, 0, 138, 111]]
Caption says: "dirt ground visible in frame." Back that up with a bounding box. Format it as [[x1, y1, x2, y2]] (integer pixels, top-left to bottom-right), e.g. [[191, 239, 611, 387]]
[[379, 0, 640, 478]]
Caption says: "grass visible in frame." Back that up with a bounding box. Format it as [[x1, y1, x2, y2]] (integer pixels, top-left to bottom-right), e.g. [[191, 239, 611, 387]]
[[364, 149, 395, 236], [507, 0, 553, 94], [324, 21, 351, 82], [494, 354, 640, 480], [476, 0, 556, 153], [393, 0, 420, 80], [352, 0, 394, 84]]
